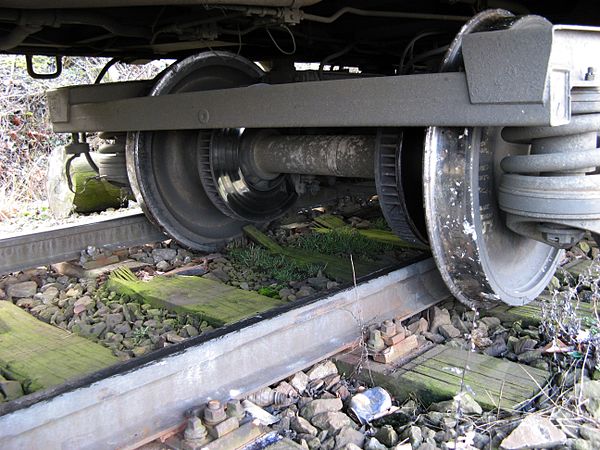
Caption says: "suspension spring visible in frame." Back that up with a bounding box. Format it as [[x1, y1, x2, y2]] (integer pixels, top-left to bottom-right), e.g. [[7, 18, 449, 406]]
[[499, 102, 600, 247], [96, 132, 129, 187]]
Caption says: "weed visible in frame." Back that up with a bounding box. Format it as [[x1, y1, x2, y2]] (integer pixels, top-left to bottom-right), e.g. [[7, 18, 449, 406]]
[[371, 217, 391, 231], [228, 245, 323, 283], [257, 286, 280, 298], [541, 256, 600, 378], [0, 55, 171, 218], [131, 326, 150, 345], [292, 228, 392, 260]]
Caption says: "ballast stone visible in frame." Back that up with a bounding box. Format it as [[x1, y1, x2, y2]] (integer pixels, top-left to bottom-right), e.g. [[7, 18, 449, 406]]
[[500, 415, 567, 449]]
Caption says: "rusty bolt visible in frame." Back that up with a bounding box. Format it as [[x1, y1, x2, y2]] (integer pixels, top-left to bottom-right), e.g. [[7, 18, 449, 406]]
[[226, 400, 245, 420], [203, 399, 227, 426], [183, 416, 208, 444], [367, 329, 385, 353], [380, 320, 396, 337], [586, 67, 596, 81]]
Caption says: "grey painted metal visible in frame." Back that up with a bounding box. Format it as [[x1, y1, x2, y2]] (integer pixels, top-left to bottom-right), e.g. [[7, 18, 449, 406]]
[[49, 72, 559, 133], [251, 134, 376, 178], [47, 80, 150, 124], [0, 258, 449, 450], [46, 22, 600, 133], [0, 210, 165, 274], [461, 15, 553, 105]]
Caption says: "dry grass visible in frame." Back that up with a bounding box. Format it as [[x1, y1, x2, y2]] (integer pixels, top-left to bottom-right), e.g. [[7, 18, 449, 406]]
[[0, 55, 170, 220]]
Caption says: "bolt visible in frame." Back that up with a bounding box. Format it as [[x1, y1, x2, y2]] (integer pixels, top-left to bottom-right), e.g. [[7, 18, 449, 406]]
[[366, 329, 385, 353], [183, 416, 208, 444], [226, 399, 246, 420], [585, 67, 596, 81], [380, 319, 397, 337], [203, 399, 227, 426], [197, 109, 210, 124]]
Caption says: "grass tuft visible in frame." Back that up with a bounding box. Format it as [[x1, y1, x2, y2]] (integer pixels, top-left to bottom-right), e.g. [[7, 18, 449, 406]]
[[292, 227, 393, 260], [228, 245, 323, 283]]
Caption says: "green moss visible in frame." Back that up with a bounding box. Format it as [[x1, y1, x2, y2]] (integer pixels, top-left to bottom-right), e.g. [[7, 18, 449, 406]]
[[313, 214, 427, 250], [106, 274, 286, 327], [0, 302, 118, 394], [257, 286, 280, 298], [70, 159, 128, 213]]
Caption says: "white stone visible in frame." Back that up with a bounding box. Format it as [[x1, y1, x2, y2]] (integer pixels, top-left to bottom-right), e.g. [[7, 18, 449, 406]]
[[6, 281, 37, 298], [500, 415, 567, 449], [290, 371, 310, 393], [306, 360, 338, 381]]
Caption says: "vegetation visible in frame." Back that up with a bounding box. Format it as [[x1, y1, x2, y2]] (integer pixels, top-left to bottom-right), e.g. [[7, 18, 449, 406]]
[[0, 55, 170, 220], [228, 245, 323, 283], [292, 227, 393, 260]]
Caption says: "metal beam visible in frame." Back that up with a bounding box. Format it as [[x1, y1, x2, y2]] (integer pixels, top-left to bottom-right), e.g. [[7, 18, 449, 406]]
[[0, 258, 449, 450], [0, 210, 165, 274], [49, 72, 557, 133]]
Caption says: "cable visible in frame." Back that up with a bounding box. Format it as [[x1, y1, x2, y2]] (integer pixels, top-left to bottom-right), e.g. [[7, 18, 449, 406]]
[[402, 46, 449, 72], [94, 57, 119, 84], [265, 24, 296, 56], [318, 44, 354, 79], [302, 7, 470, 24], [399, 31, 446, 74]]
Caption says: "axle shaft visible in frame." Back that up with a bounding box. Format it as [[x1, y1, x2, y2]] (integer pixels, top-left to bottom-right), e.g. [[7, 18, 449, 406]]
[[250, 133, 376, 179]]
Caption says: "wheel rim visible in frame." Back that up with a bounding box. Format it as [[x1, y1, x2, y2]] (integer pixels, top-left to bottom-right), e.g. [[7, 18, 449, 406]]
[[126, 52, 265, 250], [424, 10, 561, 307]]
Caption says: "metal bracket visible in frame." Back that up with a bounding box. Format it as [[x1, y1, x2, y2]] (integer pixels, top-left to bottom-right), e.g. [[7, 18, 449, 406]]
[[25, 55, 62, 80], [462, 19, 600, 125]]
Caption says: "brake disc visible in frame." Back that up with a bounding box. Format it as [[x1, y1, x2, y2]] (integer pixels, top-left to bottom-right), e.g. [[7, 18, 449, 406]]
[[423, 10, 562, 308]]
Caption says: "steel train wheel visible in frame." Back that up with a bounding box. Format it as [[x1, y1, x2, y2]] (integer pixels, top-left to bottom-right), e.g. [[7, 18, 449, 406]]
[[424, 10, 561, 307], [126, 52, 267, 250]]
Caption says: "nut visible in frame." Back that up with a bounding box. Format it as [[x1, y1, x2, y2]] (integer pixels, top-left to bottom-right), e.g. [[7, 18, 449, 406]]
[[380, 320, 396, 337], [204, 399, 227, 426], [183, 416, 208, 443], [586, 67, 596, 81], [209, 416, 239, 439], [226, 400, 245, 420]]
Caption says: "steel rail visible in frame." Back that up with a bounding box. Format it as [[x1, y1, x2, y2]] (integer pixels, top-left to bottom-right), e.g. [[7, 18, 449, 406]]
[[0, 258, 449, 450], [0, 210, 165, 275]]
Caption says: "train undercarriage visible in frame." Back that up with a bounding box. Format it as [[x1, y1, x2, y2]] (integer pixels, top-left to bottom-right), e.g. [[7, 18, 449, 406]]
[[2, 1, 600, 308]]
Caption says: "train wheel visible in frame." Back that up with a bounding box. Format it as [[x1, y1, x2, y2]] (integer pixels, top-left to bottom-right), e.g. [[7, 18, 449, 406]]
[[127, 52, 295, 250], [423, 10, 561, 307]]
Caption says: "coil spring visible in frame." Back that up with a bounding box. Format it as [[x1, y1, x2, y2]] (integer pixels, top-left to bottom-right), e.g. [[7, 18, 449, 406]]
[[501, 113, 600, 175], [499, 109, 600, 247], [96, 132, 129, 187]]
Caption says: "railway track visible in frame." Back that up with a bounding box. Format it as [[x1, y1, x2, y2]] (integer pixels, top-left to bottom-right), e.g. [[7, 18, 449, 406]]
[[0, 189, 592, 450], [0, 209, 165, 275], [0, 257, 448, 449], [0, 201, 446, 447]]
